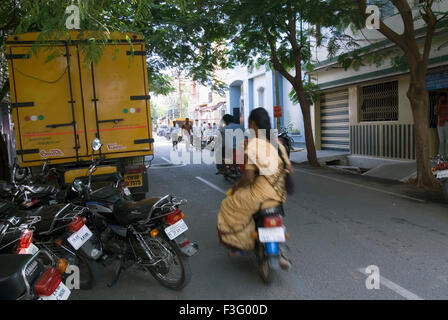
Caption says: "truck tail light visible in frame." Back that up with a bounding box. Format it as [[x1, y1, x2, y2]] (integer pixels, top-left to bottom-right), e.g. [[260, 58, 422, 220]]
[[34, 268, 62, 297], [264, 216, 283, 228], [165, 209, 185, 225], [125, 165, 146, 174], [68, 216, 86, 233]]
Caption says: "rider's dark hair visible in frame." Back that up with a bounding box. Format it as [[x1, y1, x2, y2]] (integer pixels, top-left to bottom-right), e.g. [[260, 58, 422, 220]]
[[248, 107, 272, 142], [222, 114, 234, 125], [249, 107, 292, 193]]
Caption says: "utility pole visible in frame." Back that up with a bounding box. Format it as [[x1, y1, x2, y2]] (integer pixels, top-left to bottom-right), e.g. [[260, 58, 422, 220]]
[[179, 78, 183, 118], [274, 70, 281, 129]]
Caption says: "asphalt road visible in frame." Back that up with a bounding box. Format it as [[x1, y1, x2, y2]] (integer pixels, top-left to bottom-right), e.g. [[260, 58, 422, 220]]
[[71, 135, 448, 300]]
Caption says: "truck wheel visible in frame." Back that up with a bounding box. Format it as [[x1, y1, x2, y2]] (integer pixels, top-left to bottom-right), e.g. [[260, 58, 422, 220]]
[[442, 180, 448, 203]]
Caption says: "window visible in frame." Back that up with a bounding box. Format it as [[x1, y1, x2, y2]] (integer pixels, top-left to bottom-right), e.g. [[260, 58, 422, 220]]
[[381, 1, 395, 18], [360, 81, 399, 122], [367, 0, 396, 19]]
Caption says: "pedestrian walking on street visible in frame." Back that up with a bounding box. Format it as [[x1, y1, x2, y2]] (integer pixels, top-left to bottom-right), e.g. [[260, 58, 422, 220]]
[[171, 122, 180, 151], [182, 118, 193, 152], [435, 92, 448, 158]]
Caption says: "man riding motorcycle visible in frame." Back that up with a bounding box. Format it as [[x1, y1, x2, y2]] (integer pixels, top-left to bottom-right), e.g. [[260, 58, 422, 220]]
[[215, 114, 245, 175]]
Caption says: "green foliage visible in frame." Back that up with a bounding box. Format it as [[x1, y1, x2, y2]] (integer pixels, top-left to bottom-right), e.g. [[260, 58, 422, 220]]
[[0, 0, 229, 101], [323, 0, 448, 72], [290, 81, 321, 106]]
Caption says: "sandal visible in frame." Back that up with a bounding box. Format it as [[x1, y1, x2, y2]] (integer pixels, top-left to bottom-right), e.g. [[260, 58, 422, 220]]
[[279, 254, 292, 270]]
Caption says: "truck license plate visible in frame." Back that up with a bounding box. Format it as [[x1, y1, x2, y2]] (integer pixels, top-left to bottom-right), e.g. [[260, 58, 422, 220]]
[[258, 227, 285, 243], [124, 173, 143, 187], [67, 225, 93, 250], [165, 219, 188, 240]]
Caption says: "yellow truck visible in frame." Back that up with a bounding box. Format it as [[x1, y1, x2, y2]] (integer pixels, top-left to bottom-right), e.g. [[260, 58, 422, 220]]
[[6, 31, 154, 199]]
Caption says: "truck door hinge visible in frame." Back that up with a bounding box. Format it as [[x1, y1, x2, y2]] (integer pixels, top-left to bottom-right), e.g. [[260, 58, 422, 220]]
[[130, 95, 151, 101], [11, 102, 34, 108]]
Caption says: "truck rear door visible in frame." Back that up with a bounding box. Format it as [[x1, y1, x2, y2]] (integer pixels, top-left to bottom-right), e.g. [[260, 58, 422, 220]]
[[7, 45, 87, 163], [86, 43, 153, 155]]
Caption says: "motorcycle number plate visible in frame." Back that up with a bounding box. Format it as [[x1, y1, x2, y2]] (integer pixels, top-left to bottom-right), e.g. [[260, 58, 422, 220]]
[[18, 243, 39, 255], [67, 225, 93, 250], [437, 170, 448, 179], [165, 219, 188, 240], [39, 282, 71, 301], [258, 227, 285, 243]]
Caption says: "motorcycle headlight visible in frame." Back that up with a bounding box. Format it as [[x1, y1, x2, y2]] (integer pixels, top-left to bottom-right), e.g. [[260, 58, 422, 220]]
[[72, 179, 84, 193]]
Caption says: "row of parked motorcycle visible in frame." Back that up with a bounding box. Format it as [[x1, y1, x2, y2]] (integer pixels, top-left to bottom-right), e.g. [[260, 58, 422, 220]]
[[0, 138, 198, 300]]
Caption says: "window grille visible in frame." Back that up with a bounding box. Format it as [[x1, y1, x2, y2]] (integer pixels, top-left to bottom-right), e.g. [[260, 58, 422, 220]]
[[360, 81, 398, 122]]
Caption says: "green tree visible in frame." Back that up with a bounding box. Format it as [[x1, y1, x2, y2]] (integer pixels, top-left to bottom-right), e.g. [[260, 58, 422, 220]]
[[219, 0, 343, 166], [324, 0, 448, 188], [0, 0, 227, 102]]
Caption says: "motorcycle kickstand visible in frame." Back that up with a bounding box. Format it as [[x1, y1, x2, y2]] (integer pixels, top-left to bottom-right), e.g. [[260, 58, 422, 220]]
[[108, 256, 126, 288]]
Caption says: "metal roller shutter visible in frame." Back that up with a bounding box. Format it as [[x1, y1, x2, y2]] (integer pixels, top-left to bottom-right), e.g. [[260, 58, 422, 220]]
[[321, 89, 350, 152]]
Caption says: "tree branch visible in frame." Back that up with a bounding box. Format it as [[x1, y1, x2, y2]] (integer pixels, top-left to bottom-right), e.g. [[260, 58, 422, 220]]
[[262, 24, 295, 84], [358, 0, 407, 52], [422, 0, 437, 69]]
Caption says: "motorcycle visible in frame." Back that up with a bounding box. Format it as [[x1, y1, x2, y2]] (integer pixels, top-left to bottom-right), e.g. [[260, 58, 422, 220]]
[[0, 199, 100, 289], [278, 128, 294, 158], [431, 155, 448, 201], [65, 138, 198, 290], [0, 250, 71, 300], [0, 212, 72, 300], [253, 202, 290, 284], [0, 160, 60, 209], [201, 130, 217, 151]]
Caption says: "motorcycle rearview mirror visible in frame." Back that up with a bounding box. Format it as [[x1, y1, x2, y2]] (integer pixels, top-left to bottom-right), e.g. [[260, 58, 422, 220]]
[[72, 179, 84, 193]]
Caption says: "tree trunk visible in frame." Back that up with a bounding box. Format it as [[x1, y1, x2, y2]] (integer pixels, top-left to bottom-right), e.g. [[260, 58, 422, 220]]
[[293, 84, 319, 166], [407, 72, 439, 189]]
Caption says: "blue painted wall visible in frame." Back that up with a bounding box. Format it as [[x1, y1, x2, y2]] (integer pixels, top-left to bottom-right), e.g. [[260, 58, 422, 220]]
[[248, 79, 254, 114], [229, 86, 241, 116]]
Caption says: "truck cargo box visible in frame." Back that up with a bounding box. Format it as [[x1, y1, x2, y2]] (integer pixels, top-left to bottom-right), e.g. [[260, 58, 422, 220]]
[[6, 31, 154, 168]]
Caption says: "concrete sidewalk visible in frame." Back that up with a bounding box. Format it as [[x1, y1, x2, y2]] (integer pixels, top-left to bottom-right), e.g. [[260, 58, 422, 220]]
[[290, 150, 419, 183], [289, 148, 350, 165]]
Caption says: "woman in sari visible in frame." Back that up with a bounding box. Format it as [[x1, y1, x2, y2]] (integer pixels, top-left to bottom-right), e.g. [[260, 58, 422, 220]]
[[217, 107, 293, 269]]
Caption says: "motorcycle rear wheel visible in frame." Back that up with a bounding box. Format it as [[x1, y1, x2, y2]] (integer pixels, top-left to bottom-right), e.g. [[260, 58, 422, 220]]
[[144, 234, 192, 290], [255, 242, 271, 284]]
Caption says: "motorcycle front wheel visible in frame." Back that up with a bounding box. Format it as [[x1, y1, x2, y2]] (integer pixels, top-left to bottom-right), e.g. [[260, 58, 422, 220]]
[[141, 234, 192, 290]]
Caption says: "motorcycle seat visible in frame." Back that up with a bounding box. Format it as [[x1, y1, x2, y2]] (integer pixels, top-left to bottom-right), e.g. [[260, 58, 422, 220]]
[[90, 186, 122, 204], [113, 197, 161, 225], [25, 203, 72, 233], [0, 254, 43, 300], [24, 184, 58, 198], [256, 204, 285, 217]]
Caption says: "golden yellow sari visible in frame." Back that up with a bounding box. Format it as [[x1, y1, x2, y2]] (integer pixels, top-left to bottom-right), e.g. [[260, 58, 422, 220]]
[[217, 137, 291, 251]]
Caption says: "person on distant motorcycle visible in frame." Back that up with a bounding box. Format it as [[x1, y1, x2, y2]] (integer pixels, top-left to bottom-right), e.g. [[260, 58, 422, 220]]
[[215, 114, 244, 174], [217, 108, 293, 269]]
